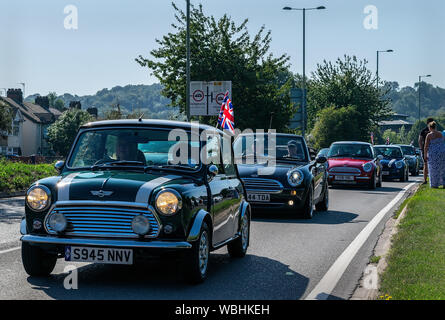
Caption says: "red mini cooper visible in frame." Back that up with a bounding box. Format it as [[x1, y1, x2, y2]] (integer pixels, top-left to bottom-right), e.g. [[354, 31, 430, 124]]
[[326, 141, 383, 189]]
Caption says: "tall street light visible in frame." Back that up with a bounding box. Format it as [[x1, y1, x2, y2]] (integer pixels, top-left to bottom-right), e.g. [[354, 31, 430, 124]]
[[186, 0, 191, 122], [418, 74, 431, 121], [283, 5, 326, 136], [376, 49, 394, 89]]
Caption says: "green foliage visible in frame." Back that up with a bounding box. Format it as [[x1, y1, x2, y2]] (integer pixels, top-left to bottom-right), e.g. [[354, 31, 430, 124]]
[[136, 2, 294, 131], [47, 109, 93, 156], [53, 99, 66, 111], [311, 105, 361, 149], [308, 55, 392, 141], [384, 81, 445, 120], [0, 159, 56, 193], [0, 100, 13, 133]]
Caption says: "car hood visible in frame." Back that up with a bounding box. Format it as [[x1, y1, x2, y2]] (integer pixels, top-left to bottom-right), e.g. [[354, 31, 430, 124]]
[[380, 158, 403, 166], [327, 158, 371, 168], [237, 162, 303, 178], [55, 170, 186, 203]]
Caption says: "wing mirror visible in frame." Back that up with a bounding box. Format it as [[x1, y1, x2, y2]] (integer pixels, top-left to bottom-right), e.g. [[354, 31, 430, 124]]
[[316, 156, 327, 164], [208, 165, 219, 180], [54, 160, 65, 173]]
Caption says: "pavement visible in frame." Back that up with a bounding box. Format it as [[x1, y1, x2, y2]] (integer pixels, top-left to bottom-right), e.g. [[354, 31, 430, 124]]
[[0, 176, 422, 300]]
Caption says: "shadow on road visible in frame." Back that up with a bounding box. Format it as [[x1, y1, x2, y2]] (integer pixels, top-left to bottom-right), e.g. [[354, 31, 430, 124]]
[[253, 210, 360, 225], [26, 253, 309, 300]]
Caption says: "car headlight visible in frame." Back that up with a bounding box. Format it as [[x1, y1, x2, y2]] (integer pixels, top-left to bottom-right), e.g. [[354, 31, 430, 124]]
[[26, 185, 51, 212], [47, 212, 67, 233], [287, 169, 304, 187], [362, 162, 373, 172], [155, 189, 182, 216], [132, 215, 151, 235], [396, 161, 403, 169]]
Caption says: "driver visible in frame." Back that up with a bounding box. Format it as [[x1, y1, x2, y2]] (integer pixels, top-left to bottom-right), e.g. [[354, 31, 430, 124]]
[[286, 140, 301, 158], [116, 135, 146, 164]]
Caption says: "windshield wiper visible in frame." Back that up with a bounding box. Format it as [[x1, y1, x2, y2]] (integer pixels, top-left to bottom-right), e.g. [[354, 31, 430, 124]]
[[91, 160, 145, 170], [277, 156, 306, 161]]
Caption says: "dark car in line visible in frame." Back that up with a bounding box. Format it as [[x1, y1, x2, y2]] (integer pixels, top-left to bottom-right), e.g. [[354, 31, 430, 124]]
[[395, 144, 421, 176], [234, 133, 329, 219], [374, 145, 409, 181], [20, 119, 250, 284], [327, 141, 383, 189]]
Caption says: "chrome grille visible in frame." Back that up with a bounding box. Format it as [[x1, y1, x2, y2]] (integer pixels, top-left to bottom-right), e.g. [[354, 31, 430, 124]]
[[45, 202, 160, 239], [241, 178, 284, 193], [328, 167, 361, 175]]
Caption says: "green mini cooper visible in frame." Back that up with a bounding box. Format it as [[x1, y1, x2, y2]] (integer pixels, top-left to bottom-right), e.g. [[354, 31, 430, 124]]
[[20, 120, 250, 283]]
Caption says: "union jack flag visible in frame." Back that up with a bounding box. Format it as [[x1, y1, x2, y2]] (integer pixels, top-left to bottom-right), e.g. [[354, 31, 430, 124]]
[[217, 91, 235, 134]]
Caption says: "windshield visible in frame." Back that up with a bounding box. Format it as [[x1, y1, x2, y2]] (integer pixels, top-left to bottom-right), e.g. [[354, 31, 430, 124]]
[[233, 134, 308, 163], [327, 143, 374, 159], [67, 128, 201, 170], [374, 147, 403, 159], [399, 145, 415, 155]]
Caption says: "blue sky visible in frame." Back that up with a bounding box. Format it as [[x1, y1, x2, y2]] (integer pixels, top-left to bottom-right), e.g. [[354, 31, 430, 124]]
[[0, 0, 443, 97]]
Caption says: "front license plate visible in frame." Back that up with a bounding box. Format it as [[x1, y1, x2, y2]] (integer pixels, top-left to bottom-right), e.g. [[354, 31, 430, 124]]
[[382, 171, 390, 176], [65, 246, 133, 265], [335, 175, 355, 181], [247, 193, 270, 202]]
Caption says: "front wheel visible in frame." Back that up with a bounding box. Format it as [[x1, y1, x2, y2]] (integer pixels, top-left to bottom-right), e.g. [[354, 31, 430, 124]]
[[184, 222, 210, 284], [228, 212, 249, 258], [301, 185, 314, 219], [21, 242, 57, 277], [315, 183, 329, 212]]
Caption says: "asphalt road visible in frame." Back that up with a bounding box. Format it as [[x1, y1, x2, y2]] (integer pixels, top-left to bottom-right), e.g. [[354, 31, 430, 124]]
[[0, 176, 422, 300]]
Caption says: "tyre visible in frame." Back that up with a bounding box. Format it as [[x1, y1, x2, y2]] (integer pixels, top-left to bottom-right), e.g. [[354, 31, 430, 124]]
[[301, 185, 314, 219], [184, 222, 210, 284], [368, 172, 377, 189], [227, 212, 249, 258], [315, 183, 329, 212], [21, 242, 57, 277]]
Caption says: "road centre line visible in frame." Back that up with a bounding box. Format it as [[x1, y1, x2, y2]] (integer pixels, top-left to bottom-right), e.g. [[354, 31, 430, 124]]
[[305, 182, 417, 300], [0, 247, 21, 255]]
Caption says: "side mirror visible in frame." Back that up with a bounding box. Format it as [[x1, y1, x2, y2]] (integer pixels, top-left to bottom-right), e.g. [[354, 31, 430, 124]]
[[54, 160, 65, 173], [208, 164, 219, 180], [316, 156, 327, 164]]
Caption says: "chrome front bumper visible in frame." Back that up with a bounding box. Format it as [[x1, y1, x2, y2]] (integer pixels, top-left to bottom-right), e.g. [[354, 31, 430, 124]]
[[21, 234, 192, 249]]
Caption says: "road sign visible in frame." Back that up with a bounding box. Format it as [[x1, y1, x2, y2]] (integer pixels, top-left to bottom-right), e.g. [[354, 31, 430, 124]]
[[190, 81, 232, 116], [288, 88, 306, 130]]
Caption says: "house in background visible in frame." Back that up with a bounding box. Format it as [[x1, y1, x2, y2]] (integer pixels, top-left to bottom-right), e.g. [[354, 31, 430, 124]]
[[0, 89, 62, 156], [378, 113, 413, 132]]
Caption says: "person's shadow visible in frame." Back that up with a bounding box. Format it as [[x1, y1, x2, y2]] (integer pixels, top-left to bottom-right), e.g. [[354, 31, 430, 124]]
[[26, 252, 309, 300]]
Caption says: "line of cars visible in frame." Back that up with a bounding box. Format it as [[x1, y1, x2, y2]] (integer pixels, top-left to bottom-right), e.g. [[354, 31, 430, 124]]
[[18, 118, 422, 284]]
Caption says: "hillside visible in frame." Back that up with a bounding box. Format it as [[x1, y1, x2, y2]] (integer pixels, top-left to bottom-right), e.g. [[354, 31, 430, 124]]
[[26, 83, 182, 120]]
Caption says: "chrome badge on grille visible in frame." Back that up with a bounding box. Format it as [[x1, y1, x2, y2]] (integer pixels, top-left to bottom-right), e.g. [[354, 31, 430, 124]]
[[90, 190, 114, 198]]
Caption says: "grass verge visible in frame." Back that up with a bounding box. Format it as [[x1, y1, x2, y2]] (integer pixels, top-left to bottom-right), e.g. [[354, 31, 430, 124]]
[[379, 184, 445, 299], [0, 159, 56, 193]]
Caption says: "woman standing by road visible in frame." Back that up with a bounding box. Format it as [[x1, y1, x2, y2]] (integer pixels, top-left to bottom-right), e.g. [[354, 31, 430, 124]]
[[424, 121, 445, 188]]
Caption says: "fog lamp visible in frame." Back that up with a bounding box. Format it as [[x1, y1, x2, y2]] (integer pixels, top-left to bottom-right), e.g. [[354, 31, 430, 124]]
[[48, 213, 67, 233], [132, 215, 151, 235]]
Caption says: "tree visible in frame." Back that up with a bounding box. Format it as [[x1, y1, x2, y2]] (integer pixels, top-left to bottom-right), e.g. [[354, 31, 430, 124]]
[[54, 99, 66, 111], [136, 2, 295, 131], [308, 55, 392, 142], [0, 100, 12, 133], [47, 109, 93, 156], [311, 105, 361, 149]]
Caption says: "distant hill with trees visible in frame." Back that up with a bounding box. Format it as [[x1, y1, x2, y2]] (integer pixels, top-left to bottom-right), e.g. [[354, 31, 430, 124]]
[[26, 83, 181, 120]]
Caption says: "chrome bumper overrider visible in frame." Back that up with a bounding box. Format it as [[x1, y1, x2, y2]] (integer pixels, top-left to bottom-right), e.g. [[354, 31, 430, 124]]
[[20, 235, 192, 249]]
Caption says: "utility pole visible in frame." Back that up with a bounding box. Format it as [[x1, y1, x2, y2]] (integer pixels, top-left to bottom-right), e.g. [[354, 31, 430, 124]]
[[186, 0, 191, 122]]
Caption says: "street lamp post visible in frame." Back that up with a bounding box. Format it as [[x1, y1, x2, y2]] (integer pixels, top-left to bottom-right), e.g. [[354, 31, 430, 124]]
[[376, 49, 393, 89], [418, 74, 431, 121], [186, 0, 191, 122], [283, 5, 325, 137]]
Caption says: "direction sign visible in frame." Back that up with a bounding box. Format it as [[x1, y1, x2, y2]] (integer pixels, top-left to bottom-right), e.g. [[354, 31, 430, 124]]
[[190, 81, 232, 116]]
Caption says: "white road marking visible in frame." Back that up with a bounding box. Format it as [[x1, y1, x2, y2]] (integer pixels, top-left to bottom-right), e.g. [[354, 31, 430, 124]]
[[0, 246, 20, 255], [305, 182, 417, 300]]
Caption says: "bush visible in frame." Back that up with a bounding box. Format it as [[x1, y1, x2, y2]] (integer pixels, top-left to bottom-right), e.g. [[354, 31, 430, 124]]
[[0, 159, 57, 193]]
